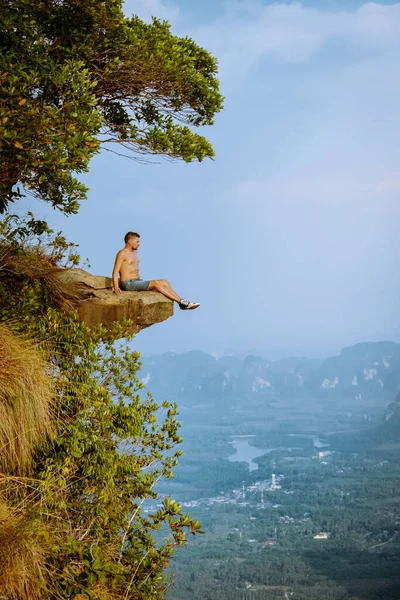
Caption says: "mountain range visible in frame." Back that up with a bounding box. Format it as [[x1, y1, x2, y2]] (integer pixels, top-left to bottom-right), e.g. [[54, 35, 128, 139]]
[[139, 341, 400, 405]]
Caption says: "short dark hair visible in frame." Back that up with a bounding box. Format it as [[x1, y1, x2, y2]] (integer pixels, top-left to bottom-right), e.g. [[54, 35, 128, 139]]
[[124, 231, 140, 243]]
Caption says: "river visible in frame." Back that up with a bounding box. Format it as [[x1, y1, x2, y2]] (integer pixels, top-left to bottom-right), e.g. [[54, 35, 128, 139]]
[[228, 435, 330, 471], [228, 437, 278, 472]]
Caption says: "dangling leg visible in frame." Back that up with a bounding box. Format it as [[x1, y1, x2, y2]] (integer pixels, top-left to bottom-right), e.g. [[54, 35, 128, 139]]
[[149, 280, 200, 309], [149, 279, 181, 303]]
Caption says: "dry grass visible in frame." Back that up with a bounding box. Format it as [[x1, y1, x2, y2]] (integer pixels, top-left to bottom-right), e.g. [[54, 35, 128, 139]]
[[0, 501, 51, 600], [0, 324, 54, 474], [0, 242, 83, 313]]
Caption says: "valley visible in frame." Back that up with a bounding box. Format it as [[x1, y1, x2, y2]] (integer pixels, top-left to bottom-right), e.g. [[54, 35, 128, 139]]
[[138, 344, 400, 600]]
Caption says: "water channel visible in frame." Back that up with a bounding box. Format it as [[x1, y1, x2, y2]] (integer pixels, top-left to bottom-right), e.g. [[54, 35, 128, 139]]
[[228, 435, 329, 471], [228, 437, 277, 472]]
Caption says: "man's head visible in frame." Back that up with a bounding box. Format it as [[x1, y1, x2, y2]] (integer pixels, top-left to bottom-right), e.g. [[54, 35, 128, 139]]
[[124, 231, 140, 250]]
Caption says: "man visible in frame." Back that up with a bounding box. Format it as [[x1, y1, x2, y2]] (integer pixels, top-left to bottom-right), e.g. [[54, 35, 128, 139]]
[[112, 231, 200, 310]]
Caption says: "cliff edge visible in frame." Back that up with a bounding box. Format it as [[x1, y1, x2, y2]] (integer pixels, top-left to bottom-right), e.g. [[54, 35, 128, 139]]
[[58, 268, 174, 336]]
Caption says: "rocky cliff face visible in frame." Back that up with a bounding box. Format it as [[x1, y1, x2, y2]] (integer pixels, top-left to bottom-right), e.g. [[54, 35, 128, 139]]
[[58, 269, 173, 337]]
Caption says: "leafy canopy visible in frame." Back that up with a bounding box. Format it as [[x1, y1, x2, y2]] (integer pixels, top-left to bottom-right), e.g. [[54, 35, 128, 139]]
[[0, 0, 224, 213]]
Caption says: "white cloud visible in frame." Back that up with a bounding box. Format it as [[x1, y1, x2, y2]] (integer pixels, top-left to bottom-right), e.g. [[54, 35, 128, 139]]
[[194, 2, 400, 80], [373, 174, 400, 194], [123, 0, 180, 24]]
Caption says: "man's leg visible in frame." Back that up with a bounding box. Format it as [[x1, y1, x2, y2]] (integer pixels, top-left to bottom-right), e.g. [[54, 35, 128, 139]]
[[149, 279, 181, 303]]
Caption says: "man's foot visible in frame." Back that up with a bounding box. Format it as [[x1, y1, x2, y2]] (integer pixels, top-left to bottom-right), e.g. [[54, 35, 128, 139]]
[[179, 299, 200, 310]]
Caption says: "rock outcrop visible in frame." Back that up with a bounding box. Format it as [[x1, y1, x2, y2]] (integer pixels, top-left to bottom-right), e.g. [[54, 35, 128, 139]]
[[58, 269, 173, 337]]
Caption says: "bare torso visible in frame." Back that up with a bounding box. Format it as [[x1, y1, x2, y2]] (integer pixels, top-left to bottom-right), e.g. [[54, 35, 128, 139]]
[[119, 248, 140, 282]]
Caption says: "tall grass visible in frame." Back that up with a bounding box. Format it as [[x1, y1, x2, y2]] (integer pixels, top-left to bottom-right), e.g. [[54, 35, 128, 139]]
[[0, 501, 51, 599], [0, 242, 83, 313], [0, 324, 54, 474]]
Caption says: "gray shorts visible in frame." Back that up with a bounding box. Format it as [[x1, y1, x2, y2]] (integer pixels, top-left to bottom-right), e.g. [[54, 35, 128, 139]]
[[120, 278, 151, 291]]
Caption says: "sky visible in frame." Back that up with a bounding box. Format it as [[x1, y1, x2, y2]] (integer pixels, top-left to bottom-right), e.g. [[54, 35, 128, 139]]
[[20, 0, 400, 359]]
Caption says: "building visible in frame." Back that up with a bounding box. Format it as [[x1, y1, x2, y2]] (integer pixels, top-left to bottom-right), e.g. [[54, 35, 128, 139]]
[[314, 532, 330, 539], [262, 539, 277, 548], [318, 450, 335, 459], [270, 473, 281, 490]]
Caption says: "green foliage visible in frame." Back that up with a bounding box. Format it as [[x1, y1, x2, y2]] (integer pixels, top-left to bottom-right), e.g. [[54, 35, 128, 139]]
[[0, 2, 222, 590], [0, 0, 223, 213], [0, 217, 202, 599], [0, 2, 102, 213]]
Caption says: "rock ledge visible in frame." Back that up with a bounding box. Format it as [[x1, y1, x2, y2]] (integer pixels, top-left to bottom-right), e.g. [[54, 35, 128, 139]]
[[59, 269, 173, 337]]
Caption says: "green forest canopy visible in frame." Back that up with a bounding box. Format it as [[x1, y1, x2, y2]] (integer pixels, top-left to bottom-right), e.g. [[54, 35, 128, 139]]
[[0, 0, 224, 214]]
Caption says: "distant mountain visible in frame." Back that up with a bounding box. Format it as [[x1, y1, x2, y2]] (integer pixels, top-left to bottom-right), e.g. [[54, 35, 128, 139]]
[[138, 350, 241, 405], [375, 391, 400, 441], [307, 342, 400, 399], [138, 342, 400, 405], [328, 389, 400, 450]]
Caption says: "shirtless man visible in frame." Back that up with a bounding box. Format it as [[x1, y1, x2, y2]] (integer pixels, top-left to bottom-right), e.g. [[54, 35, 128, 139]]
[[112, 231, 200, 310]]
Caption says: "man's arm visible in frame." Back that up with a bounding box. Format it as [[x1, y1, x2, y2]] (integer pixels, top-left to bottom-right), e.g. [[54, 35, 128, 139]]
[[112, 250, 124, 294]]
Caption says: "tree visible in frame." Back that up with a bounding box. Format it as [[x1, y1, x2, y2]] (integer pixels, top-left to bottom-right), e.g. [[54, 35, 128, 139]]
[[0, 3, 221, 595], [0, 215, 204, 599], [0, 0, 224, 214]]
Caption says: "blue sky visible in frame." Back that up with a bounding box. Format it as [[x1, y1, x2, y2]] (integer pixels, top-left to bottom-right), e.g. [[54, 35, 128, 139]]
[[21, 1, 400, 358]]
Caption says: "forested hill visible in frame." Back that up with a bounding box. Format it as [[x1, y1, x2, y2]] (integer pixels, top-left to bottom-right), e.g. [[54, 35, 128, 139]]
[[139, 341, 400, 404], [371, 391, 400, 442]]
